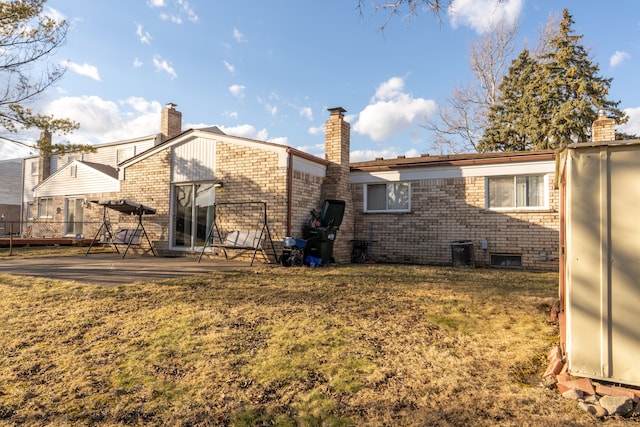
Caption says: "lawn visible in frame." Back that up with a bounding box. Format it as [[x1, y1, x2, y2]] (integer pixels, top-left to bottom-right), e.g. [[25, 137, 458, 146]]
[[0, 261, 622, 426]]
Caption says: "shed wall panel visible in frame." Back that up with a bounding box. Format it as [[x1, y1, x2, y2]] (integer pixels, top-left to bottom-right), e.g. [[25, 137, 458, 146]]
[[566, 144, 640, 387]]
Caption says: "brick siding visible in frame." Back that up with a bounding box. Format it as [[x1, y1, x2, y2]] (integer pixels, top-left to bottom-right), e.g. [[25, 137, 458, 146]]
[[352, 175, 559, 271]]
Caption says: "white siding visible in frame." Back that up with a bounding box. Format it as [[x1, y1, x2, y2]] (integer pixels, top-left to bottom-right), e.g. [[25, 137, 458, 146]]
[[350, 160, 556, 184], [0, 159, 23, 204], [293, 156, 326, 177], [171, 136, 216, 183], [34, 161, 119, 197], [23, 158, 39, 202], [53, 138, 156, 171]]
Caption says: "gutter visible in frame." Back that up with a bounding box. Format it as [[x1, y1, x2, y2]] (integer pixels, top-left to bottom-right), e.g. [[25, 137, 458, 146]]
[[350, 152, 557, 172], [286, 150, 293, 236]]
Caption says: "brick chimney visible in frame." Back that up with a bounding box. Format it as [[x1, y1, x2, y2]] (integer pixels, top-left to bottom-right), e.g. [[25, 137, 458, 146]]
[[592, 110, 616, 142], [323, 107, 354, 263], [38, 129, 52, 183], [160, 102, 182, 143]]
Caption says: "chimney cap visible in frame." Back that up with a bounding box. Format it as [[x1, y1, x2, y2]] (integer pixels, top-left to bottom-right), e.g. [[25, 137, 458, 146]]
[[328, 107, 346, 116], [166, 102, 178, 109]]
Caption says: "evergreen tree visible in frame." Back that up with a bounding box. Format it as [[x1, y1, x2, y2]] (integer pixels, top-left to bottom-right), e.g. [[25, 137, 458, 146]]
[[479, 49, 541, 152], [481, 8, 627, 151]]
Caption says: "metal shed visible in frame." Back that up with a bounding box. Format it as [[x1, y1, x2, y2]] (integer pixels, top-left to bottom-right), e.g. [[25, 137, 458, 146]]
[[558, 140, 640, 387]]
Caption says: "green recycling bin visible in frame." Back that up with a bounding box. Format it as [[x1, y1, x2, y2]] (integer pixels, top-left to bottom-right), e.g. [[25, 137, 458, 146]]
[[303, 199, 345, 264]]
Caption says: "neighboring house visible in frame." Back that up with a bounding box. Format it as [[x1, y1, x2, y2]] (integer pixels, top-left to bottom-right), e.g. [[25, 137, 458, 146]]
[[0, 158, 23, 235], [19, 102, 562, 270], [350, 150, 560, 270], [22, 105, 176, 238]]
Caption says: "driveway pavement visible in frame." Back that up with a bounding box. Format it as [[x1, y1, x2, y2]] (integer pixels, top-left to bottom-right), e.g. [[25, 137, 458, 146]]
[[0, 254, 252, 286]]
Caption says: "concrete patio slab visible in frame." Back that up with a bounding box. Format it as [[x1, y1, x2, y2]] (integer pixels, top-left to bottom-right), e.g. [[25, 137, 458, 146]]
[[0, 254, 254, 286]]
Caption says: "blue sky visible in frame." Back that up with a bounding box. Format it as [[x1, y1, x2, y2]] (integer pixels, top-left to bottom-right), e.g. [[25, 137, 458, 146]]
[[3, 0, 640, 161]]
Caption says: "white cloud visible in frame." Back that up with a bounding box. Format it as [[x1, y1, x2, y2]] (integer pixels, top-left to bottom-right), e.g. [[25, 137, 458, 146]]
[[610, 51, 630, 68], [224, 111, 238, 119], [153, 55, 177, 79], [178, 0, 198, 23], [43, 6, 66, 24], [136, 23, 152, 44], [300, 106, 313, 121], [218, 124, 266, 140], [353, 77, 436, 141], [229, 84, 245, 99], [133, 58, 143, 68], [265, 103, 278, 116], [620, 106, 640, 136], [448, 0, 523, 33], [39, 96, 163, 145], [308, 124, 324, 136], [60, 60, 101, 81], [152, 0, 198, 23], [0, 141, 33, 160], [233, 27, 246, 43], [160, 13, 182, 24], [269, 136, 289, 146], [223, 60, 235, 74]]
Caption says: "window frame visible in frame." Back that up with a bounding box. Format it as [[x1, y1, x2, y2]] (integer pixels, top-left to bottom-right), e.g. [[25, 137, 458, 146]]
[[486, 174, 549, 211], [364, 182, 411, 213], [38, 197, 54, 219]]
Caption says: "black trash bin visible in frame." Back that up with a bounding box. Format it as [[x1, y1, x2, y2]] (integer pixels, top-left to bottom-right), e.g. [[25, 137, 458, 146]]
[[304, 199, 345, 264], [451, 240, 475, 268]]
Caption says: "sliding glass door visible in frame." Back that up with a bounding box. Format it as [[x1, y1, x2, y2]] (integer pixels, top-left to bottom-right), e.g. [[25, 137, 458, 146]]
[[173, 183, 216, 249]]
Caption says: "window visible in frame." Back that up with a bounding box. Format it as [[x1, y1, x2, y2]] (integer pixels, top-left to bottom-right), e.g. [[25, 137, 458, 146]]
[[26, 202, 34, 220], [38, 197, 54, 218], [30, 161, 38, 176], [487, 175, 546, 209], [490, 253, 522, 268], [365, 182, 410, 212]]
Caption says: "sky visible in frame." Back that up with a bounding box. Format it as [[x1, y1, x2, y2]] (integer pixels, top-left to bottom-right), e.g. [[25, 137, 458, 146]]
[[2, 0, 640, 162]]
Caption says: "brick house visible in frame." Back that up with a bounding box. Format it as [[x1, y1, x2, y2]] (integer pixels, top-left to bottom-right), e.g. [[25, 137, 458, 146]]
[[350, 150, 560, 270], [113, 106, 352, 262], [20, 103, 559, 269]]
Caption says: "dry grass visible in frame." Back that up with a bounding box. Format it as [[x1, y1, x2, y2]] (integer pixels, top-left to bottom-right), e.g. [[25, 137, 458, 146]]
[[0, 263, 628, 426]]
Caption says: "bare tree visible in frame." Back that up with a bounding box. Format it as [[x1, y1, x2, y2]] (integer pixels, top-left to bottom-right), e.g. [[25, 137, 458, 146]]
[[0, 0, 87, 155], [357, 0, 447, 31], [424, 21, 518, 153]]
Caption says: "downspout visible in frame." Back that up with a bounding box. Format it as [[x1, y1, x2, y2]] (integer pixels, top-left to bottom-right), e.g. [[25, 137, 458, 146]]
[[19, 159, 25, 236], [286, 150, 293, 236]]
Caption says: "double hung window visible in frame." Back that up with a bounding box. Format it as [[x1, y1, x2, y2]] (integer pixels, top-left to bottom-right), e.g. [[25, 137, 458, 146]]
[[487, 175, 546, 209], [38, 197, 54, 218], [365, 182, 410, 213]]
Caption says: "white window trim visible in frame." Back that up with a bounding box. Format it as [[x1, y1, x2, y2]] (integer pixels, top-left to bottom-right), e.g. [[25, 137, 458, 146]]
[[364, 182, 412, 213], [38, 197, 54, 219], [485, 173, 550, 211]]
